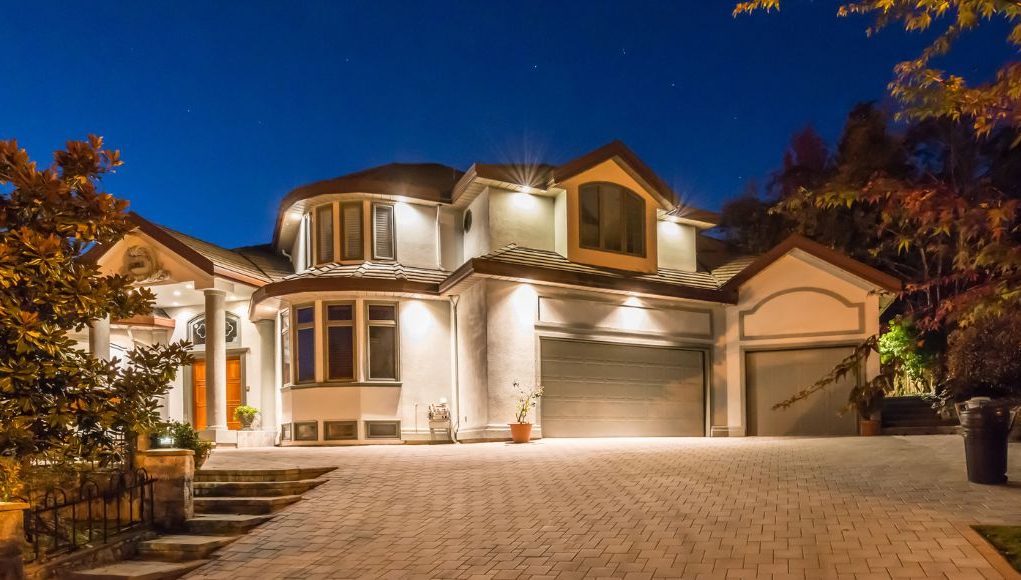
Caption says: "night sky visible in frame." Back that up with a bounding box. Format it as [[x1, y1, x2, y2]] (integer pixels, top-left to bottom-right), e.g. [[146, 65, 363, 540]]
[[2, 2, 1009, 247]]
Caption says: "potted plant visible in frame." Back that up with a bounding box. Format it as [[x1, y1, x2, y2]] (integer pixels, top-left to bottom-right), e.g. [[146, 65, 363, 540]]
[[945, 312, 1021, 485], [509, 381, 543, 443], [234, 405, 260, 430]]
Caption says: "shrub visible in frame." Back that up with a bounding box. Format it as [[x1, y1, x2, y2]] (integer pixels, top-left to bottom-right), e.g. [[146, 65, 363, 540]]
[[157, 421, 213, 469], [946, 312, 1021, 401], [234, 405, 259, 430], [0, 457, 22, 502]]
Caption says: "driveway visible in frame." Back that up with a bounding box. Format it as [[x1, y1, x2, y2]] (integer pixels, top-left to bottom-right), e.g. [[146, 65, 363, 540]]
[[187, 436, 1021, 579]]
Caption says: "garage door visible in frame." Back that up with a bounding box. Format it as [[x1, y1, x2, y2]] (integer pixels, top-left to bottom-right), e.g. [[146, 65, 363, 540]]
[[540, 338, 705, 437], [746, 347, 858, 436]]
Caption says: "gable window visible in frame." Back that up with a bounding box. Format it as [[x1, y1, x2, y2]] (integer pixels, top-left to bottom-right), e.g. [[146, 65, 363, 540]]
[[294, 305, 316, 383], [314, 205, 334, 264], [372, 204, 395, 260], [280, 310, 291, 385], [340, 202, 364, 261], [366, 303, 398, 380], [579, 183, 646, 257], [324, 302, 355, 381]]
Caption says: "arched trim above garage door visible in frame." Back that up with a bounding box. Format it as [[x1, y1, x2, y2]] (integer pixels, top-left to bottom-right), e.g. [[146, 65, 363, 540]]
[[739, 287, 865, 340]]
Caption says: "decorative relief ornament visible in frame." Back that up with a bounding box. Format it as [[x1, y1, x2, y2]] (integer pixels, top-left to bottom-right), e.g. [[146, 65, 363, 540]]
[[123, 245, 170, 283]]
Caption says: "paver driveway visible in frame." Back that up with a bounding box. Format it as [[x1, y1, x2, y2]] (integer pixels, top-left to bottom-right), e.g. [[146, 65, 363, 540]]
[[187, 436, 1021, 579]]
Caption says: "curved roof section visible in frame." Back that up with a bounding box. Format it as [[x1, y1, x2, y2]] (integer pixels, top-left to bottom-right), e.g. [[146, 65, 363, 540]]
[[273, 163, 464, 246]]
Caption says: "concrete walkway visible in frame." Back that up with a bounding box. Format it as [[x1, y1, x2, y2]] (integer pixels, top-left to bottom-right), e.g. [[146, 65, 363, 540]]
[[187, 436, 1021, 579]]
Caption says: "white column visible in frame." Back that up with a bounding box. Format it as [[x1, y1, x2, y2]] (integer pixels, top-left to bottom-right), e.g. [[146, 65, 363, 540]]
[[256, 319, 277, 432], [88, 316, 111, 361], [204, 289, 228, 431]]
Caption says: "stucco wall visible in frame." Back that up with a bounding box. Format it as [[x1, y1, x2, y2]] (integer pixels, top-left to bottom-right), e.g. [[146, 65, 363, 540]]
[[463, 189, 491, 259], [438, 206, 463, 271], [394, 203, 439, 269], [488, 188, 555, 252], [454, 281, 489, 437], [657, 221, 697, 272]]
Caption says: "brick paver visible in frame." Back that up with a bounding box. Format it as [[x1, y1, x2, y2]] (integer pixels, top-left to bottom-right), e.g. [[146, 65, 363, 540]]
[[187, 436, 1021, 579]]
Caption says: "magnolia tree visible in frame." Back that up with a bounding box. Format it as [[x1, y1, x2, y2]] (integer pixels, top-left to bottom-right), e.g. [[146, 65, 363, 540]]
[[0, 136, 191, 472]]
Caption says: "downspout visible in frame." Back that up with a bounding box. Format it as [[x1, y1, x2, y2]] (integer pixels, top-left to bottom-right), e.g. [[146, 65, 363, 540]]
[[449, 294, 461, 443]]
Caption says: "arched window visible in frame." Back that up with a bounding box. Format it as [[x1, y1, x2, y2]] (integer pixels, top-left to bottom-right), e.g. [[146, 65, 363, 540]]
[[189, 312, 241, 348], [579, 183, 646, 257]]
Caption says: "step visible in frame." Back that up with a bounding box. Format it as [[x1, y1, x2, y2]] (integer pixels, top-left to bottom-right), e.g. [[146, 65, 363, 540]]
[[185, 513, 274, 535], [194, 495, 303, 515], [194, 478, 326, 498], [194, 467, 335, 483], [882, 425, 962, 436], [136, 534, 237, 562], [67, 559, 209, 580]]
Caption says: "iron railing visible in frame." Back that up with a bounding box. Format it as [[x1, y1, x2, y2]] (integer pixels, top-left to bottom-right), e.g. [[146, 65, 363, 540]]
[[21, 468, 155, 563]]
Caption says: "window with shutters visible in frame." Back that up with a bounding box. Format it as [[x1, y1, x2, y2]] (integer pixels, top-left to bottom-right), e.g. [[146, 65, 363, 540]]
[[324, 301, 355, 381], [366, 302, 399, 380], [293, 305, 316, 384], [340, 202, 363, 261], [314, 205, 334, 264], [372, 204, 396, 260]]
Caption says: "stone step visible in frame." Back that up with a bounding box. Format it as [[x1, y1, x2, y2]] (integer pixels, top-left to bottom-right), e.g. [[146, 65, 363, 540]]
[[194, 478, 326, 498], [185, 513, 274, 535], [67, 559, 209, 580], [194, 494, 303, 515], [882, 425, 962, 436], [194, 467, 335, 483], [136, 534, 237, 562]]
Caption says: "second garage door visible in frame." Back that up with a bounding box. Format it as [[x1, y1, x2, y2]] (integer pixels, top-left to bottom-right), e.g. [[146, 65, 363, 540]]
[[540, 338, 705, 437], [745, 347, 859, 436]]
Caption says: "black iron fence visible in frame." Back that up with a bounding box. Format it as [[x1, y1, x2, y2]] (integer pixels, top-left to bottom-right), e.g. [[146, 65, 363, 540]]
[[21, 468, 155, 563]]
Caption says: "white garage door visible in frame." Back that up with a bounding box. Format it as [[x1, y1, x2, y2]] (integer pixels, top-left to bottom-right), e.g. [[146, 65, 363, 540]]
[[745, 347, 858, 436], [540, 338, 705, 437]]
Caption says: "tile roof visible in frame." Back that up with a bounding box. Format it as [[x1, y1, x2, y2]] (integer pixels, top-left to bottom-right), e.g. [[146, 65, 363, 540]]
[[477, 244, 725, 290], [282, 261, 449, 285], [156, 226, 291, 284]]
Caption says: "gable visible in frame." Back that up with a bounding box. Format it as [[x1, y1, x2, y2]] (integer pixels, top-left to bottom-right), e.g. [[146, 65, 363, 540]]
[[96, 230, 215, 288]]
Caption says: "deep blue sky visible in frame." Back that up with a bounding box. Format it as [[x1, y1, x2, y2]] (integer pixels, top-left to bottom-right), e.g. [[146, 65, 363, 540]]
[[1, 2, 1009, 247]]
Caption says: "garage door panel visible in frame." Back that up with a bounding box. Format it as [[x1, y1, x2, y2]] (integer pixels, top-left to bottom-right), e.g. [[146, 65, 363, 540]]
[[540, 339, 705, 437], [746, 347, 859, 436]]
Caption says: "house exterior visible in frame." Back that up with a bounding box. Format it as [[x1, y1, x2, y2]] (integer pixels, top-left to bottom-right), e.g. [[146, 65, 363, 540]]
[[80, 141, 900, 446]]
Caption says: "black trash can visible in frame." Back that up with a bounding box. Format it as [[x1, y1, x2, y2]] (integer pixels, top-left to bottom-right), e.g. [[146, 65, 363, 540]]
[[959, 403, 1011, 485]]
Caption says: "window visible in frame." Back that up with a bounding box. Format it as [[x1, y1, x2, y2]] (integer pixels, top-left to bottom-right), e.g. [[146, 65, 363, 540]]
[[189, 313, 240, 347], [341, 202, 363, 261], [314, 205, 334, 264], [366, 303, 398, 380], [365, 420, 400, 439], [294, 305, 316, 383], [324, 302, 355, 381], [579, 183, 646, 257], [462, 209, 473, 233], [324, 421, 358, 441], [373, 204, 395, 260], [280, 310, 291, 385]]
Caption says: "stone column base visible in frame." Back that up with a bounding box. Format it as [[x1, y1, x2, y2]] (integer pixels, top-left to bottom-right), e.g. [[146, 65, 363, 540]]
[[137, 449, 194, 532], [0, 502, 28, 580]]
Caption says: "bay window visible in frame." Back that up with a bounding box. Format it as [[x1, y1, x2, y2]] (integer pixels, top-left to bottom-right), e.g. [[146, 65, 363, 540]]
[[294, 305, 316, 383], [367, 303, 398, 380], [372, 204, 395, 260], [340, 202, 363, 261], [305, 200, 397, 267], [314, 205, 334, 264], [325, 302, 355, 381], [280, 309, 291, 385]]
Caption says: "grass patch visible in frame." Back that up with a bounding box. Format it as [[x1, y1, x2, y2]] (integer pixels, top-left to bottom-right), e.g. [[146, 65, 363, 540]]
[[974, 525, 1021, 572]]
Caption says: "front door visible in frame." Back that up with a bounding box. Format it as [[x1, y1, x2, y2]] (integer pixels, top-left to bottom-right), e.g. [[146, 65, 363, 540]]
[[192, 356, 243, 430]]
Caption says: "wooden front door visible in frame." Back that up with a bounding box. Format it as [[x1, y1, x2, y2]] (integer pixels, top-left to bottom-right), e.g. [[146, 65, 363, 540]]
[[192, 356, 243, 431]]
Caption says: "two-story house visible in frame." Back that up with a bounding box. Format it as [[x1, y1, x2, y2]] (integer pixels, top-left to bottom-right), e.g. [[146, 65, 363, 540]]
[[81, 141, 899, 445]]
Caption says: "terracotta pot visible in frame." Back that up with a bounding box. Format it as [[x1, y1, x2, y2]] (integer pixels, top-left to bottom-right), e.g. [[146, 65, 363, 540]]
[[508, 423, 533, 443], [859, 418, 881, 436]]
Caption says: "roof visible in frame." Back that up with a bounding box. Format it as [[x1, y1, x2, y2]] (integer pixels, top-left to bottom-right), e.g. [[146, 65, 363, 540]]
[[552, 141, 680, 210], [251, 261, 450, 304], [273, 163, 464, 246], [84, 212, 292, 287], [441, 244, 738, 303], [719, 234, 902, 293]]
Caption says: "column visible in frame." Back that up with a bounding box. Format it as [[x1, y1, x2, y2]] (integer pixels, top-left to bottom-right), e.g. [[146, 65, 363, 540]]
[[256, 319, 277, 433], [88, 315, 110, 361], [204, 289, 228, 431]]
